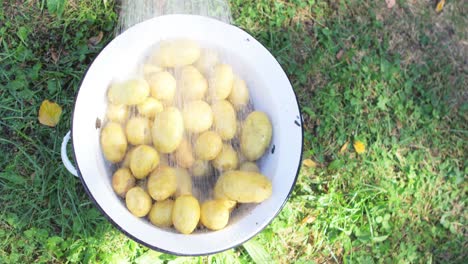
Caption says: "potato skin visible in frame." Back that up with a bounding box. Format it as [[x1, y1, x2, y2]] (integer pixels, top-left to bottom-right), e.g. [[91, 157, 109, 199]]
[[172, 195, 200, 234], [101, 122, 127, 163], [147, 71, 176, 103], [108, 79, 150, 105], [147, 166, 177, 201], [218, 170, 272, 203], [194, 131, 222, 160], [179, 66, 208, 101], [240, 111, 272, 161], [126, 117, 152, 145], [125, 187, 152, 217], [152, 107, 184, 153], [182, 100, 213, 133], [228, 78, 250, 110], [195, 49, 219, 75], [200, 200, 230, 230], [239, 162, 260, 173], [213, 175, 237, 211], [151, 39, 201, 67], [175, 168, 192, 197], [112, 168, 136, 197], [212, 144, 239, 172], [148, 200, 174, 228], [209, 64, 234, 100], [130, 145, 159, 179], [137, 97, 164, 119], [106, 104, 129, 123], [211, 100, 237, 140], [120, 147, 135, 168], [174, 138, 195, 169]]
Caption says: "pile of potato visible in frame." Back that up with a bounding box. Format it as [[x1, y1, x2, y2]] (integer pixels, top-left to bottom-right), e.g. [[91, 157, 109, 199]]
[[100, 39, 273, 234]]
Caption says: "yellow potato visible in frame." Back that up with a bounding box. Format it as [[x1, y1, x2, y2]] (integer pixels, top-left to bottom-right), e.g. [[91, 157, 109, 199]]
[[147, 71, 176, 103], [240, 111, 272, 161], [228, 77, 250, 110], [172, 195, 200, 234], [151, 39, 201, 67], [175, 138, 195, 169], [101, 122, 127, 163], [148, 200, 174, 228], [194, 131, 222, 160], [137, 97, 164, 119], [126, 117, 152, 145], [213, 175, 237, 211], [106, 104, 129, 123], [111, 168, 136, 197], [182, 100, 213, 133], [120, 147, 135, 168], [152, 107, 184, 153], [125, 187, 152, 217], [219, 170, 272, 203], [239, 162, 260, 173], [147, 166, 177, 201], [191, 159, 211, 178], [212, 144, 239, 172], [130, 145, 159, 179], [211, 100, 237, 140], [142, 64, 162, 79], [175, 168, 192, 197], [179, 66, 208, 101], [195, 49, 219, 75], [108, 79, 150, 105], [200, 200, 230, 231], [209, 64, 234, 100]]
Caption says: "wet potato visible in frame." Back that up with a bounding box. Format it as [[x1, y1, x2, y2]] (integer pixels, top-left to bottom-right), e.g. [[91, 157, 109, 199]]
[[112, 168, 136, 197], [126, 116, 152, 145], [200, 200, 230, 231], [101, 122, 127, 163], [147, 71, 176, 103], [151, 39, 201, 67], [107, 79, 150, 105], [152, 107, 184, 153], [126, 187, 152, 217], [172, 195, 201, 234], [211, 100, 237, 140], [137, 97, 164, 119], [182, 100, 213, 133], [130, 145, 159, 179], [194, 131, 223, 160], [174, 138, 195, 169], [218, 170, 272, 203], [147, 166, 177, 201], [240, 111, 273, 161], [148, 199, 174, 228]]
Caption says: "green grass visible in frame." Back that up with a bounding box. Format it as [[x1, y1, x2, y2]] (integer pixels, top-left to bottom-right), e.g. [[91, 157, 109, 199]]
[[1, 0, 467, 263]]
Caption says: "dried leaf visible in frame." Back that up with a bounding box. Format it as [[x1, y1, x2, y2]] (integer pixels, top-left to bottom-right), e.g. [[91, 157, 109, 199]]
[[336, 49, 344, 60], [302, 159, 317, 168], [50, 48, 59, 63], [88, 31, 104, 46], [385, 0, 396, 9], [301, 215, 316, 225], [38, 100, 62, 127], [435, 0, 445, 13], [339, 141, 349, 154], [353, 140, 366, 154]]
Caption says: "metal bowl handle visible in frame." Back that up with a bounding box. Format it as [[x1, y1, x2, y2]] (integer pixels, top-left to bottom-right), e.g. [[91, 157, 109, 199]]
[[61, 131, 79, 177]]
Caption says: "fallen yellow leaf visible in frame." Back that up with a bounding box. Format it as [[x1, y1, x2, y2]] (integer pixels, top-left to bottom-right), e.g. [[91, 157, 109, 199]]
[[353, 140, 366, 154], [435, 0, 445, 13], [302, 159, 317, 168], [339, 141, 349, 154], [301, 215, 316, 224], [38, 100, 62, 127]]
